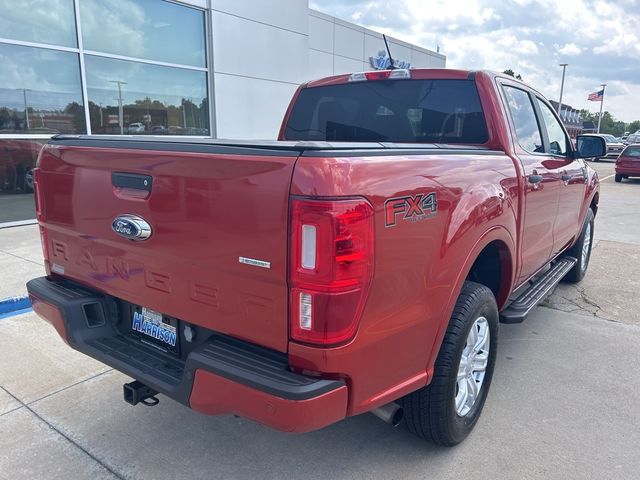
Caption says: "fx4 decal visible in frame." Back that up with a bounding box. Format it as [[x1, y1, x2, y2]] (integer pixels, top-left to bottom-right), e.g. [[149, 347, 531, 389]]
[[384, 192, 438, 227]]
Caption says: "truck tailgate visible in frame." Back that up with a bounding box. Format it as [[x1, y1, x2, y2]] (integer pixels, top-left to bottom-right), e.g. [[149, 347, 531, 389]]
[[37, 140, 298, 352]]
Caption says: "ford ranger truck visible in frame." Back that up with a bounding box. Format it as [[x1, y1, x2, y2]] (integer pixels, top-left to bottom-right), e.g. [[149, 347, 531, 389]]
[[26, 69, 605, 446]]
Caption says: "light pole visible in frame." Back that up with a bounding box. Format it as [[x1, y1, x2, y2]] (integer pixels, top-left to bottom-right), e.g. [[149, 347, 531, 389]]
[[17, 88, 32, 130], [557, 63, 568, 114], [109, 80, 127, 134], [596, 83, 607, 134]]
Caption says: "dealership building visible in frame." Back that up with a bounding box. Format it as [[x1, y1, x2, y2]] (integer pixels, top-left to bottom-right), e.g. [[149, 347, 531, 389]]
[[0, 0, 445, 225]]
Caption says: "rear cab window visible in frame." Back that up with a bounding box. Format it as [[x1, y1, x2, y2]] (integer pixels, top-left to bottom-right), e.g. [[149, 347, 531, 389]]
[[284, 79, 489, 144]]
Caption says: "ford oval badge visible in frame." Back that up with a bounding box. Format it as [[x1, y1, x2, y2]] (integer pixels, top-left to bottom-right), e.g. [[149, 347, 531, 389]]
[[111, 215, 152, 241]]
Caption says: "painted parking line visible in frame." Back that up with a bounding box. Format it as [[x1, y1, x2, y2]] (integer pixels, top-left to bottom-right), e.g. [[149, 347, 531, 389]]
[[0, 295, 32, 320], [600, 174, 614, 181], [0, 307, 33, 320]]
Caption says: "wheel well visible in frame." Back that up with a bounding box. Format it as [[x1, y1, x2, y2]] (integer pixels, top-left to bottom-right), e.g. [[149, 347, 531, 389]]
[[466, 241, 512, 308]]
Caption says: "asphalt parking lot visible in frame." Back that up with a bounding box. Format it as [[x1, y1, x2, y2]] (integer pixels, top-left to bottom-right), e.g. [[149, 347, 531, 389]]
[[1, 159, 639, 480]]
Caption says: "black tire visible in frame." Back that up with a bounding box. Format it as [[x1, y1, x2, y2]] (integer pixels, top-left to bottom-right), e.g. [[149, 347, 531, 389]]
[[401, 281, 498, 446], [563, 208, 595, 283], [23, 168, 34, 193], [614, 174, 622, 183]]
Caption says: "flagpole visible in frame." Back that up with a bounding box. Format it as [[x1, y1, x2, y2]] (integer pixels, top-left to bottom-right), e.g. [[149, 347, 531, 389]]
[[596, 84, 606, 133]]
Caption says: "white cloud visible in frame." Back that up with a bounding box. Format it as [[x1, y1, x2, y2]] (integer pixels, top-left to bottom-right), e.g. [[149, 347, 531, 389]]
[[593, 32, 640, 58], [310, 0, 640, 122], [80, 0, 147, 58], [558, 43, 582, 56]]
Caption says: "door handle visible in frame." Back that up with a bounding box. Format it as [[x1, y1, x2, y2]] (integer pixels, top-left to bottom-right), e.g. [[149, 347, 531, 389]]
[[562, 174, 571, 182], [112, 172, 153, 191], [528, 174, 543, 184]]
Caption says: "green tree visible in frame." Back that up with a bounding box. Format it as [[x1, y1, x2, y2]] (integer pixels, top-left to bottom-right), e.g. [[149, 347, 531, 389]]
[[628, 120, 640, 133], [579, 109, 596, 123], [503, 69, 523, 80], [579, 109, 633, 136], [64, 101, 86, 134]]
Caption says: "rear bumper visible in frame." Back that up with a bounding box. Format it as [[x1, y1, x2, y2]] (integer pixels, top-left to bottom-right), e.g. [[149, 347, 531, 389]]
[[615, 166, 640, 176], [26, 276, 347, 433]]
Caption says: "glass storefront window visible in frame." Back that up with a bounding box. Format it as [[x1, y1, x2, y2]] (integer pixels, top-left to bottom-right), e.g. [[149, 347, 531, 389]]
[[0, 43, 86, 135], [85, 55, 209, 135], [0, 1, 210, 223], [0, 0, 77, 48], [80, 0, 206, 68]]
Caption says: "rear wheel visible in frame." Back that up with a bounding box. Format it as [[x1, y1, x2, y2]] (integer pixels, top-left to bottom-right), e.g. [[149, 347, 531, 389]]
[[563, 208, 595, 283], [615, 174, 622, 183], [401, 281, 498, 446]]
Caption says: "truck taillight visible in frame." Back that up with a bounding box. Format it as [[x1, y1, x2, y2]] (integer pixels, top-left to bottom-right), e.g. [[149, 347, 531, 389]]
[[33, 168, 49, 261], [290, 198, 374, 346], [33, 168, 44, 221]]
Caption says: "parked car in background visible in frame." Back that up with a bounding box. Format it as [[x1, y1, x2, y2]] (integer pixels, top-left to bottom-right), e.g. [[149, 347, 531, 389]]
[[625, 133, 640, 145], [150, 125, 166, 134], [0, 139, 46, 193], [127, 122, 145, 134], [615, 144, 640, 182], [582, 134, 625, 160]]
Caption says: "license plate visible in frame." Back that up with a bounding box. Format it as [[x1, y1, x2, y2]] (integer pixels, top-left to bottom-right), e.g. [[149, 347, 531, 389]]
[[131, 306, 179, 354]]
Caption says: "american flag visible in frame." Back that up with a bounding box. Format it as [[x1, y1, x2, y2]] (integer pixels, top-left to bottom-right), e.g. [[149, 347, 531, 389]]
[[588, 89, 604, 101]]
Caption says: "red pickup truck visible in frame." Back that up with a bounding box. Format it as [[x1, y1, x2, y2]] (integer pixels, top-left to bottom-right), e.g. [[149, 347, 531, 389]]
[[27, 69, 605, 446]]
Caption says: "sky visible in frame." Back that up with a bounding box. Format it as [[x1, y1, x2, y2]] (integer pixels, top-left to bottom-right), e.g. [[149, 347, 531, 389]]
[[310, 0, 640, 123]]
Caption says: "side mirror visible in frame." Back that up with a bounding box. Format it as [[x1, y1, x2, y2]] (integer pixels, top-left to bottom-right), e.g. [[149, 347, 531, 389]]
[[575, 135, 606, 159]]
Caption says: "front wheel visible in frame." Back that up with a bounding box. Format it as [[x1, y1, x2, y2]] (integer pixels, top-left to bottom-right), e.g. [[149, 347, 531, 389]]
[[24, 168, 34, 193], [563, 208, 595, 283], [614, 174, 622, 183], [401, 281, 498, 446]]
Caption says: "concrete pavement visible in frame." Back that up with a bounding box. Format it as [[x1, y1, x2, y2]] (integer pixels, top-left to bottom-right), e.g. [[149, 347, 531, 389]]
[[2, 307, 638, 480], [0, 223, 43, 299], [1, 159, 639, 480], [0, 194, 36, 225]]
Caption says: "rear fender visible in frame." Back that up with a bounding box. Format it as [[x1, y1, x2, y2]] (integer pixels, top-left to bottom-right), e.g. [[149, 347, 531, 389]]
[[426, 226, 515, 377]]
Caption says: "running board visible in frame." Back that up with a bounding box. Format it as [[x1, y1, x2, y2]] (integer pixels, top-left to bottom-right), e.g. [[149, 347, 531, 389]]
[[500, 257, 577, 324]]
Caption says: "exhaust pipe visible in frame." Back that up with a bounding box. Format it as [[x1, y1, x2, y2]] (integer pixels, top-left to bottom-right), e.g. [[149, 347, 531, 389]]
[[371, 402, 403, 427]]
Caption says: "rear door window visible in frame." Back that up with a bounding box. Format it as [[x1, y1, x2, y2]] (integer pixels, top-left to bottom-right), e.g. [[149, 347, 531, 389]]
[[284, 79, 489, 144], [502, 86, 543, 154]]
